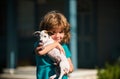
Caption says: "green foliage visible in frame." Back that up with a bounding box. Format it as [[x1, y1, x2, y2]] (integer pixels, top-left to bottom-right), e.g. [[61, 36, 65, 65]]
[[97, 63, 120, 79]]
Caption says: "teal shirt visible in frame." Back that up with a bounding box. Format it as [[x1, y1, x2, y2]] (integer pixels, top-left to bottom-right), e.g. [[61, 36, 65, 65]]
[[34, 42, 71, 79]]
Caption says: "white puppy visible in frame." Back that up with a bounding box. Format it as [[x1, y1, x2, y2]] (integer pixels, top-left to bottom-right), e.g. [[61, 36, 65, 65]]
[[33, 30, 70, 79]]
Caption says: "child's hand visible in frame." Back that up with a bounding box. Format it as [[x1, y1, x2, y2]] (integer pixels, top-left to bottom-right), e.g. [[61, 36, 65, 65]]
[[55, 42, 65, 54], [35, 43, 44, 54], [63, 68, 69, 74]]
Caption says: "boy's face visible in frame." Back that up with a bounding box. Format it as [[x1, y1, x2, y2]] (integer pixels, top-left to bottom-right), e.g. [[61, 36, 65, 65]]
[[51, 29, 64, 43]]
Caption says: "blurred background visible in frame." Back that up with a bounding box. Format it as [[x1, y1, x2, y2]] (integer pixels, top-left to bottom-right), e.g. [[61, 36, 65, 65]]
[[0, 0, 120, 74]]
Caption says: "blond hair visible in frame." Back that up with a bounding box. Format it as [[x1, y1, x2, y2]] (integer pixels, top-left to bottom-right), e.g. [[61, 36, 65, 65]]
[[39, 10, 70, 43]]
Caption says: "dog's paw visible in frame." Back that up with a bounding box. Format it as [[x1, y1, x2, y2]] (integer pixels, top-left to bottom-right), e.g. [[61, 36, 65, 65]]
[[63, 68, 69, 74]]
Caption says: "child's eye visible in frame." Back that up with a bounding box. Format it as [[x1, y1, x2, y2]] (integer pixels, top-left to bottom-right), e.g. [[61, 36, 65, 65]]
[[60, 31, 64, 33], [52, 31, 56, 34]]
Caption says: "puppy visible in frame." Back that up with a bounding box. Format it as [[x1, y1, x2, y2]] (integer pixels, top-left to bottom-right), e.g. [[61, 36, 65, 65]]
[[33, 30, 70, 79]]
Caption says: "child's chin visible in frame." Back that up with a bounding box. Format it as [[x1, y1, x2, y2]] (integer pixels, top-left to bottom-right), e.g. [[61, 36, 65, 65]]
[[54, 39, 61, 43], [57, 40, 61, 43]]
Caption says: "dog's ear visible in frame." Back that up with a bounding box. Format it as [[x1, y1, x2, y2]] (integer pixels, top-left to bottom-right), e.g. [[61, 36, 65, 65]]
[[33, 31, 41, 38], [42, 30, 53, 36], [43, 30, 48, 34], [47, 31, 54, 36]]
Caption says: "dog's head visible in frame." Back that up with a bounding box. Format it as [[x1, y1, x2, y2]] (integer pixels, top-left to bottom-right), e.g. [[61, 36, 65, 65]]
[[33, 30, 50, 44]]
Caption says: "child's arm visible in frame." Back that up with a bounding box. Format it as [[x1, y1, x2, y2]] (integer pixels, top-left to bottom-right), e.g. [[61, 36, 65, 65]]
[[68, 58, 74, 73], [35, 42, 64, 55], [63, 58, 74, 74]]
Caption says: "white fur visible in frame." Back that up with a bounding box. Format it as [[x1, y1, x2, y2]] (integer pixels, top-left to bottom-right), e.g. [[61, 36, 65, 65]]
[[33, 30, 70, 79]]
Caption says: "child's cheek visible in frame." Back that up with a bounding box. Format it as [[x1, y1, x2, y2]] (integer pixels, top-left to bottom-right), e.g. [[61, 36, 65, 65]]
[[51, 35, 55, 40]]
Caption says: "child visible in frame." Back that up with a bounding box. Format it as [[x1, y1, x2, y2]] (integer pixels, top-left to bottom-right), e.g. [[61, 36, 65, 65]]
[[34, 10, 74, 79]]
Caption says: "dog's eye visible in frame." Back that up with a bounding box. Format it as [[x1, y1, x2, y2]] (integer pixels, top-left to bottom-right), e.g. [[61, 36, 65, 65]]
[[44, 36, 47, 37]]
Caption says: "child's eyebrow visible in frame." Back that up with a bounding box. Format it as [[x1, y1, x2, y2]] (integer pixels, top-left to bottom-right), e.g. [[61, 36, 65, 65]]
[[52, 31, 64, 33]]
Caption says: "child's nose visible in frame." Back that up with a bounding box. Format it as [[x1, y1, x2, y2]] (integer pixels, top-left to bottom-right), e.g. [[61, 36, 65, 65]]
[[55, 33, 60, 37]]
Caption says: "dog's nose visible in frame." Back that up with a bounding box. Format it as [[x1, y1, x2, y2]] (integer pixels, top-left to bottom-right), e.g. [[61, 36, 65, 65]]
[[39, 40, 42, 43]]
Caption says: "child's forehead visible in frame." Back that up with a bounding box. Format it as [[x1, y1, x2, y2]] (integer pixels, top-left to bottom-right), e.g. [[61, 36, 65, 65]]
[[51, 28, 63, 32]]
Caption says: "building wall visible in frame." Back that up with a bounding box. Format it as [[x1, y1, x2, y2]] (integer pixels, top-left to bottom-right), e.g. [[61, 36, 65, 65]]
[[0, 0, 7, 73], [97, 0, 120, 66]]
